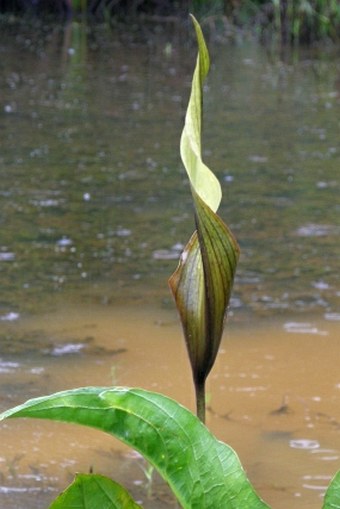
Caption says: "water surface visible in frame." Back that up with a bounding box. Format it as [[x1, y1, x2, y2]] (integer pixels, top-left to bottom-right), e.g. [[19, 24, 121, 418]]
[[0, 19, 339, 509]]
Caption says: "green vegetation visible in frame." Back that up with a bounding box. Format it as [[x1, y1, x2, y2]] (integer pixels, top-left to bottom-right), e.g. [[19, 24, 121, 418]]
[[1, 1, 339, 44], [265, 0, 340, 43], [0, 388, 270, 508], [190, 0, 340, 43], [1, 15, 340, 509], [50, 473, 143, 509]]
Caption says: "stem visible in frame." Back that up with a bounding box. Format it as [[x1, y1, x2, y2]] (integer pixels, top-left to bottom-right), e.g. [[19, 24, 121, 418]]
[[195, 380, 206, 424]]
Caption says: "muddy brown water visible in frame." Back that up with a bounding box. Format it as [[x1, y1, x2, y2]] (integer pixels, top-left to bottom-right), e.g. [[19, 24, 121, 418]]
[[1, 304, 340, 508], [0, 18, 339, 509]]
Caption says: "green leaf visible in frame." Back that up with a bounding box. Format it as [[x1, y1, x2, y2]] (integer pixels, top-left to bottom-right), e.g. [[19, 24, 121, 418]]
[[323, 470, 340, 509], [169, 16, 240, 407], [0, 387, 270, 509], [49, 473, 142, 509]]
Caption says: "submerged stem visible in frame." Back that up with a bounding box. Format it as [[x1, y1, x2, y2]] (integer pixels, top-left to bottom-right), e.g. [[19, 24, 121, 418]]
[[195, 380, 206, 424]]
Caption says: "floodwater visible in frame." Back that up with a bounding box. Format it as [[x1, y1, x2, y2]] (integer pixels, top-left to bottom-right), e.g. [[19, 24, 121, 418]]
[[0, 17, 339, 509]]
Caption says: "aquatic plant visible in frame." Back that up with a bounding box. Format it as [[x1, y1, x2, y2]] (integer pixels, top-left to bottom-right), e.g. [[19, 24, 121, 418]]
[[1, 15, 340, 509]]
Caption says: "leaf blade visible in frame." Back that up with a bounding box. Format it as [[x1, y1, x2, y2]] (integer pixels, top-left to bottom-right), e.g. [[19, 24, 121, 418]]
[[0, 387, 270, 509], [322, 470, 340, 509], [49, 473, 143, 509]]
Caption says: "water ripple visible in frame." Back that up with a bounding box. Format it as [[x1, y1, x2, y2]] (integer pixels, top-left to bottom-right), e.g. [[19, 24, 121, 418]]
[[325, 312, 340, 321], [0, 252, 15, 262], [296, 224, 340, 237], [289, 439, 320, 450], [284, 322, 327, 336], [0, 312, 20, 322]]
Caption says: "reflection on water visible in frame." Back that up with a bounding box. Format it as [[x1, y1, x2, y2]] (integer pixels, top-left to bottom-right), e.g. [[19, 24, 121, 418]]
[[0, 20, 339, 318], [0, 18, 339, 509]]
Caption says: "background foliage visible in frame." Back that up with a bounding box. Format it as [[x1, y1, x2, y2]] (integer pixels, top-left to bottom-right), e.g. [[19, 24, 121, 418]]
[[0, 0, 339, 43]]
